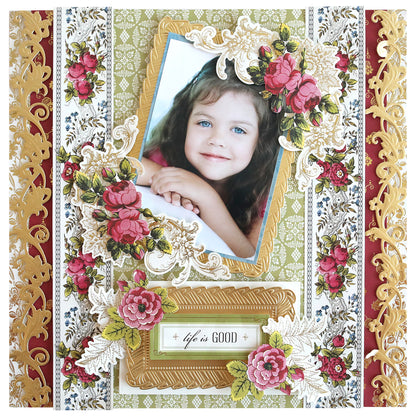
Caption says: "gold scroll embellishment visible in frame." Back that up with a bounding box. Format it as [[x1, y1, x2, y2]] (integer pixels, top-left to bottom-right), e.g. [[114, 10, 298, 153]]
[[9, 11, 53, 407], [365, 10, 407, 407]]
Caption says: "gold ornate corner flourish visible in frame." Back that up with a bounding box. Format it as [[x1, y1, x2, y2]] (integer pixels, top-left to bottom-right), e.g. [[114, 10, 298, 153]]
[[9, 11, 53, 407], [365, 10, 407, 407], [126, 285, 296, 389]]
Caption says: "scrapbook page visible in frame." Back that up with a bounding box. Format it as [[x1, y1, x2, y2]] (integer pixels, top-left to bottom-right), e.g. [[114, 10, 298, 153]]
[[9, 6, 407, 409]]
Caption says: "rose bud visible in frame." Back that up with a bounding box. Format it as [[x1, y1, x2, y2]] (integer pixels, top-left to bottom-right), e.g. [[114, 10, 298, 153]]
[[259, 45, 273, 61], [92, 209, 108, 222], [101, 167, 116, 181]]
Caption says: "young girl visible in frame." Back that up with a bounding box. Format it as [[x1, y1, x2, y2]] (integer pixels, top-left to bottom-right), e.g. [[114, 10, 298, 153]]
[[138, 57, 280, 258]]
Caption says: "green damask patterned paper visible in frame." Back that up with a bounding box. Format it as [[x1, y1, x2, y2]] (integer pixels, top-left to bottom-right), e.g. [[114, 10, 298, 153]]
[[112, 9, 305, 409]]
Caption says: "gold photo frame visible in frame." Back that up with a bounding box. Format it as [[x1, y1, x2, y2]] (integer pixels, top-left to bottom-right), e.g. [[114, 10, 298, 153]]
[[128, 17, 294, 277], [125, 285, 296, 389]]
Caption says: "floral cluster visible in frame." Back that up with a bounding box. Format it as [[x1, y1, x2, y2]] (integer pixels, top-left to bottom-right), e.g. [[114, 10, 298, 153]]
[[57, 337, 104, 390], [315, 234, 357, 299], [74, 158, 172, 261], [64, 241, 105, 300], [226, 331, 303, 401], [310, 144, 361, 193], [65, 42, 106, 105], [247, 23, 339, 149], [101, 270, 178, 350], [312, 334, 359, 388]]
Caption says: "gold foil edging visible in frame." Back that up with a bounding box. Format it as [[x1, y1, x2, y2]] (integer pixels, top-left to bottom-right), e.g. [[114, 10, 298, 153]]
[[365, 10, 407, 407], [126, 285, 296, 389], [9, 11, 53, 407], [130, 16, 293, 277]]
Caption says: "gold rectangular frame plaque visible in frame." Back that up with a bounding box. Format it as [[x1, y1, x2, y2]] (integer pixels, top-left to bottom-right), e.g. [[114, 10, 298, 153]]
[[128, 17, 294, 277], [125, 286, 296, 389]]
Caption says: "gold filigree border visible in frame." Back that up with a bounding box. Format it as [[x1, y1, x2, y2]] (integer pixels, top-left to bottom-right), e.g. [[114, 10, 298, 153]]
[[9, 11, 53, 407], [126, 286, 296, 389], [365, 10, 407, 407]]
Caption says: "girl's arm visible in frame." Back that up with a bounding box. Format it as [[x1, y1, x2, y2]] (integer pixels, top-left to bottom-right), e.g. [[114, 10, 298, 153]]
[[150, 167, 256, 258], [136, 157, 162, 186]]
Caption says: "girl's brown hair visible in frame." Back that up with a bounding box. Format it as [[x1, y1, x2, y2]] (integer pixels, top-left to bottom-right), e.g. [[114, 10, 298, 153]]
[[144, 57, 280, 235]]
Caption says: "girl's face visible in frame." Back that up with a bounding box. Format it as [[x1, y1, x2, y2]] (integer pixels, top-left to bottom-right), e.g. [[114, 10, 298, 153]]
[[185, 91, 259, 182]]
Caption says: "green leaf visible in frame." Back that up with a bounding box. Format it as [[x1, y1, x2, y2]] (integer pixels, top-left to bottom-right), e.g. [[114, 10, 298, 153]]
[[157, 239, 172, 254], [146, 238, 156, 252], [272, 39, 286, 52], [102, 321, 127, 341], [63, 183, 73, 195], [119, 158, 132, 175], [107, 307, 124, 323], [81, 191, 98, 204], [161, 297, 179, 314], [288, 127, 304, 149], [92, 173, 105, 194], [152, 287, 168, 300], [295, 114, 310, 131], [57, 146, 70, 163], [62, 378, 72, 391], [56, 342, 71, 359], [282, 344, 293, 357], [269, 331, 283, 349], [249, 382, 264, 401], [75, 171, 92, 191], [286, 41, 299, 53], [124, 327, 141, 350], [278, 23, 291, 41], [226, 360, 248, 379], [325, 100, 339, 114], [280, 116, 295, 131], [230, 377, 250, 401], [150, 227, 164, 240]]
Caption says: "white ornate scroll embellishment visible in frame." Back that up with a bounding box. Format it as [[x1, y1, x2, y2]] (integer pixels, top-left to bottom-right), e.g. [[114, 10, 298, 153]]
[[144, 216, 231, 286]]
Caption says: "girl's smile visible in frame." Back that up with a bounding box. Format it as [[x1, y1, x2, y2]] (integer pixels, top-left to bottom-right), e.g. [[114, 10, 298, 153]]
[[184, 91, 259, 182]]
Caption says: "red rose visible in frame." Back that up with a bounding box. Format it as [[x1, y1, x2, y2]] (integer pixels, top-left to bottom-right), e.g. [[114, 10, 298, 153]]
[[107, 218, 150, 245], [332, 335, 345, 348], [72, 274, 91, 295], [76, 365, 99, 384], [82, 141, 94, 149], [325, 273, 344, 293], [329, 162, 349, 187], [331, 245, 349, 266], [61, 161, 80, 181], [335, 51, 350, 73], [80, 52, 98, 73], [318, 255, 337, 275], [81, 336, 93, 350], [61, 356, 78, 376], [327, 357, 347, 381], [318, 355, 329, 372], [264, 53, 301, 95], [118, 287, 164, 330], [247, 344, 288, 390], [317, 160, 331, 179], [66, 257, 86, 277], [102, 180, 142, 213], [73, 79, 93, 100], [287, 74, 321, 113], [67, 62, 86, 81], [79, 251, 96, 268]]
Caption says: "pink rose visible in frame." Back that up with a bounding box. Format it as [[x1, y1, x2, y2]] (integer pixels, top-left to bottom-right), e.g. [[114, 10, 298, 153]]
[[329, 162, 349, 187], [317, 160, 331, 179], [247, 344, 288, 390], [331, 245, 349, 266], [72, 274, 91, 295], [335, 51, 350, 73], [80, 52, 98, 73], [264, 53, 301, 95], [287, 74, 321, 113], [67, 257, 86, 277], [327, 357, 347, 381], [107, 217, 150, 245], [102, 180, 142, 213], [118, 287, 164, 330], [291, 368, 305, 381], [61, 161, 80, 181], [73, 79, 93, 100], [318, 255, 337, 275], [332, 335, 345, 348], [324, 273, 344, 293], [67, 62, 86, 81], [79, 251, 95, 268]]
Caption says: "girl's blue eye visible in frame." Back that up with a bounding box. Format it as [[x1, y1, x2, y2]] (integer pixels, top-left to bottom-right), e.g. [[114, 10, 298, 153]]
[[232, 126, 246, 134], [198, 120, 211, 128]]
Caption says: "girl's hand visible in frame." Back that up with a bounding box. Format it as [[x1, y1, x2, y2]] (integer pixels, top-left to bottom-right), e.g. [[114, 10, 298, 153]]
[[160, 191, 200, 215], [150, 167, 214, 211]]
